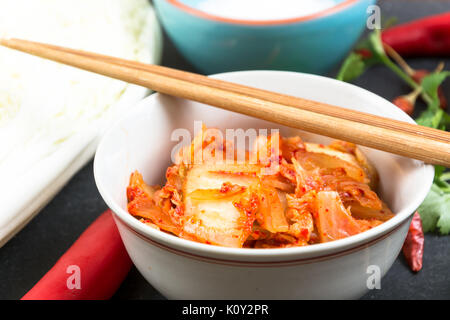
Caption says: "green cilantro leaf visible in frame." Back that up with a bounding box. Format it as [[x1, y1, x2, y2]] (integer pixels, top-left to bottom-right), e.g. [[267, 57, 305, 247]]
[[421, 71, 450, 111], [418, 184, 450, 234], [416, 72, 450, 130], [416, 70, 450, 235], [336, 30, 388, 83], [336, 52, 367, 82], [442, 112, 450, 128], [416, 108, 444, 129]]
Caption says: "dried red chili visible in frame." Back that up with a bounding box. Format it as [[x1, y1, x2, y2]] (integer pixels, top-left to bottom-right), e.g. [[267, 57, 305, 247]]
[[392, 96, 414, 115], [392, 87, 421, 116], [402, 212, 424, 272]]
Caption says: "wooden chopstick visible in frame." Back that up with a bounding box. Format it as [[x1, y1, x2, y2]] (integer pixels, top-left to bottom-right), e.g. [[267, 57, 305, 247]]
[[17, 39, 450, 144], [1, 38, 450, 167]]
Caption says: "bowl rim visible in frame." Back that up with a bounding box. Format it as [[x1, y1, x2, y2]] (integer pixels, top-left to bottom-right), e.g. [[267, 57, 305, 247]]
[[163, 0, 361, 26], [94, 70, 434, 262]]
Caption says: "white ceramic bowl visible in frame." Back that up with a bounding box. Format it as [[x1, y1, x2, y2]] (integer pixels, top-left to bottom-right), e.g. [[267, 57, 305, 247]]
[[94, 71, 434, 299]]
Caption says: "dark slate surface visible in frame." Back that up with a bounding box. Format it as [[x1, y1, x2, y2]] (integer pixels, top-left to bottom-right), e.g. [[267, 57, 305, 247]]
[[0, 0, 449, 300]]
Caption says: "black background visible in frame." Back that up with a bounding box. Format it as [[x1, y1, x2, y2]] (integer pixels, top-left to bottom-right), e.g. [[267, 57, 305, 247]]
[[1, 0, 449, 300]]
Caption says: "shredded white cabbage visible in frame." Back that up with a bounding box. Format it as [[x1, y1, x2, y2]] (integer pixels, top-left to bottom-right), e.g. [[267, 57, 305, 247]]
[[0, 0, 161, 245], [0, 0, 155, 184]]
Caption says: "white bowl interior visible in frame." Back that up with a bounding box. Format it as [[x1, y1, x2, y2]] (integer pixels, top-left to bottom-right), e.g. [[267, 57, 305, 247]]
[[95, 70, 434, 256]]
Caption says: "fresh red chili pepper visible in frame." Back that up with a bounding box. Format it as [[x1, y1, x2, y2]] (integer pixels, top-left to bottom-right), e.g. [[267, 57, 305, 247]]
[[392, 87, 421, 116], [392, 96, 414, 115], [22, 210, 132, 300], [382, 12, 450, 57], [402, 212, 424, 272]]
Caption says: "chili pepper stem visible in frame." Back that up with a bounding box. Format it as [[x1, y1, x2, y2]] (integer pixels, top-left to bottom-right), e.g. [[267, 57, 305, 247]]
[[381, 55, 424, 90], [392, 87, 422, 115], [384, 43, 415, 76], [435, 62, 445, 73], [383, 43, 436, 103], [384, 58, 433, 105], [407, 86, 423, 102], [384, 43, 447, 107]]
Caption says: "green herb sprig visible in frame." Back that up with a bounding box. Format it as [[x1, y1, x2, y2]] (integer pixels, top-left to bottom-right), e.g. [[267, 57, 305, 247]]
[[337, 29, 450, 234]]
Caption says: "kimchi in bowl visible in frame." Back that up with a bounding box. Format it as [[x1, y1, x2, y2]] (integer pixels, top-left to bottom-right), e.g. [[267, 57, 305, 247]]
[[94, 70, 434, 299]]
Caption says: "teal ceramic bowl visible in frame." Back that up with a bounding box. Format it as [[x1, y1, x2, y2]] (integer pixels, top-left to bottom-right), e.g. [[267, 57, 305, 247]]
[[153, 0, 376, 75]]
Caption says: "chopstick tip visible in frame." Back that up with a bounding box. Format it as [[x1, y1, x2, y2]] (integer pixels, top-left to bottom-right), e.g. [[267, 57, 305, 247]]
[[0, 37, 10, 46]]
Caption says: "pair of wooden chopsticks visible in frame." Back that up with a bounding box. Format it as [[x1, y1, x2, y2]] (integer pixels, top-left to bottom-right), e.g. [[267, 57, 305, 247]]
[[1, 38, 449, 167]]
